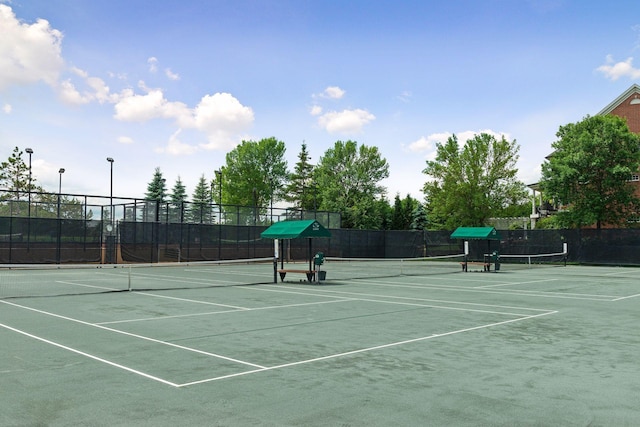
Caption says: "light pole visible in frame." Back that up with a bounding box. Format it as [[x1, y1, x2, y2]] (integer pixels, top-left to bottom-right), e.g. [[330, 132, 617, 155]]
[[25, 148, 33, 217], [54, 168, 64, 264], [215, 168, 223, 260], [57, 168, 65, 218], [106, 157, 114, 224], [215, 169, 222, 222]]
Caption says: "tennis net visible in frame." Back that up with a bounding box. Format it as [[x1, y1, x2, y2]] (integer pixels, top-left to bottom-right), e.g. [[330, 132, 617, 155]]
[[497, 251, 568, 270], [320, 254, 466, 281], [0, 258, 276, 299]]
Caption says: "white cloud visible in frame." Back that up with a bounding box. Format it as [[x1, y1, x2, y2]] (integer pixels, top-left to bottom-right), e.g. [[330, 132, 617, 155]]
[[3, 103, 12, 114], [113, 88, 190, 122], [596, 55, 640, 80], [155, 129, 198, 155], [313, 86, 346, 100], [147, 57, 158, 73], [317, 108, 375, 134], [0, 4, 64, 90], [117, 136, 134, 144], [408, 130, 511, 157], [193, 93, 255, 149], [323, 86, 345, 99], [310, 105, 322, 116], [165, 68, 180, 81], [407, 132, 452, 152], [114, 88, 254, 150]]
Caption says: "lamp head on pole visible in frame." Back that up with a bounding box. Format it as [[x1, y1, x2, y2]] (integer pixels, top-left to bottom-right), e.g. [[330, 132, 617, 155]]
[[106, 157, 114, 163], [59, 168, 65, 174], [25, 148, 33, 155]]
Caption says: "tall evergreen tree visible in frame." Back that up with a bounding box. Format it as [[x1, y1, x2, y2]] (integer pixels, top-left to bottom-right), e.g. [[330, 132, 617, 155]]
[[284, 142, 315, 210], [190, 174, 211, 223], [169, 176, 188, 222], [143, 167, 167, 221], [0, 147, 31, 201], [411, 203, 428, 230]]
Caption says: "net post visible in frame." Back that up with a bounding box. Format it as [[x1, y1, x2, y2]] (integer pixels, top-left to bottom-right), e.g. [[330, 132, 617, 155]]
[[128, 264, 132, 291], [273, 239, 279, 283]]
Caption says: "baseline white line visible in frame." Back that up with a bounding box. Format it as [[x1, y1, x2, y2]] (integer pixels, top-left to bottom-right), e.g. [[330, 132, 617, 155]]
[[178, 310, 558, 387], [0, 299, 266, 370], [0, 321, 179, 387]]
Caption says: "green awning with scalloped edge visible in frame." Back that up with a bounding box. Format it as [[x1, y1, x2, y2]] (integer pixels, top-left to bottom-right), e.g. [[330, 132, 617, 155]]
[[450, 227, 501, 240], [260, 219, 331, 239]]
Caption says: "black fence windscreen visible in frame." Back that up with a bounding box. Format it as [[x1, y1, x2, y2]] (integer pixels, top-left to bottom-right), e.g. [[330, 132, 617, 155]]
[[2, 215, 640, 266]]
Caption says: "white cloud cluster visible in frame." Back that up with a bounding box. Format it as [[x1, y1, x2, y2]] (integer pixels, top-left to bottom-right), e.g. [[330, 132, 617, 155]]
[[322, 86, 345, 99], [317, 109, 375, 134], [0, 4, 252, 153], [148, 56, 180, 80], [596, 55, 640, 80], [0, 4, 64, 90], [2, 103, 11, 114], [311, 85, 375, 134]]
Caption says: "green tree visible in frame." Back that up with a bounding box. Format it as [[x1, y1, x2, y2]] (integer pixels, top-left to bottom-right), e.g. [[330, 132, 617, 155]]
[[220, 137, 289, 208], [422, 133, 527, 229], [314, 140, 390, 229], [390, 194, 419, 230], [0, 147, 30, 199], [169, 176, 188, 222], [284, 142, 316, 210], [190, 174, 212, 223], [143, 167, 168, 221], [540, 115, 640, 229], [145, 167, 168, 202], [411, 203, 428, 230]]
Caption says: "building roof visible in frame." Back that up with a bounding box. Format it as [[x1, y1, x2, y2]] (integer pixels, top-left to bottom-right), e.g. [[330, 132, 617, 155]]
[[260, 219, 331, 239], [597, 84, 640, 115]]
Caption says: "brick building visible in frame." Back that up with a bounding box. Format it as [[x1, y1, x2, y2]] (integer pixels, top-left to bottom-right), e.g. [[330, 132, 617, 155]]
[[530, 84, 640, 228], [597, 83, 640, 194]]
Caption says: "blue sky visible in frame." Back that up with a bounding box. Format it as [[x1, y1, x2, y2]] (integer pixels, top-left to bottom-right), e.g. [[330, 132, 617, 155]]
[[2, 0, 640, 203]]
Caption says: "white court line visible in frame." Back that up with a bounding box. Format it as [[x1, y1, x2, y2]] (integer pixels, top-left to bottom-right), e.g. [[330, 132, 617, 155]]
[[266, 284, 553, 313], [97, 298, 354, 325], [611, 293, 640, 301], [55, 280, 123, 292], [0, 299, 266, 370], [474, 278, 558, 289], [178, 310, 558, 387], [133, 291, 250, 310], [0, 321, 180, 387], [346, 278, 617, 301]]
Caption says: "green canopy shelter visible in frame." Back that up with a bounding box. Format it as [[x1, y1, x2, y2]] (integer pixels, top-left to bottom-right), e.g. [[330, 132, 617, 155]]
[[261, 219, 332, 240], [450, 227, 502, 271], [260, 219, 332, 282], [450, 226, 501, 240]]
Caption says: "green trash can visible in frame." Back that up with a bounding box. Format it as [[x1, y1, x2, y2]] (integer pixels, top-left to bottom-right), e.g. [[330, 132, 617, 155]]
[[492, 250, 500, 271], [314, 252, 324, 266]]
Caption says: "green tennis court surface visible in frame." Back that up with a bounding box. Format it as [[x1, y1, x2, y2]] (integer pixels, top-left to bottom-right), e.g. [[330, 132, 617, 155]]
[[1, 264, 639, 425]]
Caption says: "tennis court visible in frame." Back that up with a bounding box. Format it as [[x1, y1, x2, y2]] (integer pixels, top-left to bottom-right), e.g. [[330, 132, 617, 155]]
[[1, 260, 639, 425]]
